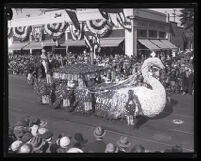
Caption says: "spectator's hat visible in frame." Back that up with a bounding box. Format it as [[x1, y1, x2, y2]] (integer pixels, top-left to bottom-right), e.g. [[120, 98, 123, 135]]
[[11, 140, 23, 152], [57, 136, 71, 148], [105, 143, 118, 153], [39, 130, 53, 141], [67, 147, 84, 153], [13, 126, 27, 139], [116, 136, 131, 148], [150, 51, 156, 57], [74, 133, 87, 145], [41, 49, 46, 53], [29, 136, 45, 151], [21, 132, 33, 143], [30, 124, 39, 136], [18, 143, 33, 153], [93, 126, 106, 138], [29, 116, 41, 126]]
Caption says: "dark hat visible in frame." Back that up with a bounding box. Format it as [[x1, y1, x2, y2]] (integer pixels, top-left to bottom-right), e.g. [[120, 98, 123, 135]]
[[21, 132, 33, 143], [40, 131, 53, 140], [29, 116, 41, 126], [93, 126, 106, 138], [13, 126, 27, 139], [74, 133, 87, 144], [29, 136, 45, 151], [116, 136, 131, 148]]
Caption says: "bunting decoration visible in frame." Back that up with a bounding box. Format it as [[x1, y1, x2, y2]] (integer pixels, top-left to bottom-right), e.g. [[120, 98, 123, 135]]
[[44, 22, 68, 41], [70, 23, 84, 40], [84, 33, 101, 53], [99, 8, 132, 32], [86, 19, 113, 37], [32, 25, 44, 42], [13, 26, 32, 42], [8, 27, 13, 38]]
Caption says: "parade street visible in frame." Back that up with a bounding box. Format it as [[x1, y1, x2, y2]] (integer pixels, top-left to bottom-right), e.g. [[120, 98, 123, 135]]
[[8, 74, 194, 152]]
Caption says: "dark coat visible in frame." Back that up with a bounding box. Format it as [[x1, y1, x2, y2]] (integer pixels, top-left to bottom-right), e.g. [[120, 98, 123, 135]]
[[83, 140, 106, 153]]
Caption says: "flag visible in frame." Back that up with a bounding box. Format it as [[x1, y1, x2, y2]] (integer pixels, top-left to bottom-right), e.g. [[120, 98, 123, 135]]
[[65, 9, 80, 30], [84, 32, 93, 50], [99, 8, 131, 31]]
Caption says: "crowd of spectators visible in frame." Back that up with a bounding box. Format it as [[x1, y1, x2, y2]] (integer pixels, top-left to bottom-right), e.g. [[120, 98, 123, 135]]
[[8, 49, 194, 95], [8, 116, 183, 153]]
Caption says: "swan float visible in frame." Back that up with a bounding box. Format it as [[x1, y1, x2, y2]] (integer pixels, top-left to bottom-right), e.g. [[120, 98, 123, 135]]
[[94, 57, 167, 124]]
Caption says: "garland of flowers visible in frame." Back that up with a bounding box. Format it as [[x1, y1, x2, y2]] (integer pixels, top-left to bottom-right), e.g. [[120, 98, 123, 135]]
[[70, 23, 84, 40], [86, 19, 113, 37], [44, 22, 68, 41], [8, 27, 13, 38], [32, 25, 44, 42], [13, 26, 32, 42]]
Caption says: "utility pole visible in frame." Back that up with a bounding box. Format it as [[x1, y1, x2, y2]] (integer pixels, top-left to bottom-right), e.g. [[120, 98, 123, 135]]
[[173, 9, 176, 22]]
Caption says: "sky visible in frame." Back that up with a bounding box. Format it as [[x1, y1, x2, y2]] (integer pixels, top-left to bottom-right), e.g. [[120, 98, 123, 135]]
[[150, 8, 182, 26], [11, 8, 183, 26]]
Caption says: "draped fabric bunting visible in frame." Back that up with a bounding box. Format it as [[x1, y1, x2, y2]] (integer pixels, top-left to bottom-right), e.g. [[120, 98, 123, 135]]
[[8, 27, 13, 38], [99, 8, 132, 32], [86, 19, 113, 38], [70, 23, 84, 40], [44, 22, 68, 41], [84, 33, 101, 53], [13, 26, 32, 42], [32, 25, 44, 42]]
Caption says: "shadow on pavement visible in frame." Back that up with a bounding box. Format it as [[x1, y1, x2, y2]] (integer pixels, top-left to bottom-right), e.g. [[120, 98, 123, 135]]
[[134, 98, 178, 129]]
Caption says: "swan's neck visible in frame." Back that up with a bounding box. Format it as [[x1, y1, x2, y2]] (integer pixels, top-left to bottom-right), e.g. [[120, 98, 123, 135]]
[[141, 63, 165, 93]]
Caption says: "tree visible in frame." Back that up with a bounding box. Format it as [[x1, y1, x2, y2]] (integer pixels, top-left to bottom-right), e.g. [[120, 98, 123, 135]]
[[179, 8, 194, 49]]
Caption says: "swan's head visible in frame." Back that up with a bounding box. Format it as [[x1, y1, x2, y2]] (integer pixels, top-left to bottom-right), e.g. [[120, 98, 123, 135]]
[[144, 57, 165, 70]]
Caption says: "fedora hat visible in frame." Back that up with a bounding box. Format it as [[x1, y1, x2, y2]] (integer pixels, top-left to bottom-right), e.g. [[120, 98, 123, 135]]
[[74, 133, 87, 145], [93, 126, 106, 138], [29, 136, 45, 151], [67, 147, 84, 153], [116, 136, 131, 148]]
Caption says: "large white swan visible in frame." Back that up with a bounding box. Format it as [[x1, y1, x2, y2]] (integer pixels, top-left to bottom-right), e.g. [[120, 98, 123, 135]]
[[108, 57, 167, 119]]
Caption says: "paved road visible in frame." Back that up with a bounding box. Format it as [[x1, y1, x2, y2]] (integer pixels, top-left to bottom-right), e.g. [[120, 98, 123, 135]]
[[8, 74, 194, 152]]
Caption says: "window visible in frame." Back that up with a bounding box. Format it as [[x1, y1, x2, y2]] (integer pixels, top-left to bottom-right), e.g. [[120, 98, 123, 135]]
[[159, 31, 167, 39], [137, 29, 147, 38], [149, 30, 157, 38]]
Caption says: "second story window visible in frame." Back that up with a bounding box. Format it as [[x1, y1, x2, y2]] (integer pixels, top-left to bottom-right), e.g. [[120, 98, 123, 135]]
[[149, 30, 157, 38], [159, 31, 167, 39], [137, 29, 147, 38]]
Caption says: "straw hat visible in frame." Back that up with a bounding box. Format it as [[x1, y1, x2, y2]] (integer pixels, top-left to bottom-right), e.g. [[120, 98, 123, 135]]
[[11, 140, 23, 152], [93, 126, 106, 139], [18, 143, 33, 153], [57, 136, 71, 148], [116, 136, 131, 148], [105, 143, 118, 153], [67, 147, 84, 153]]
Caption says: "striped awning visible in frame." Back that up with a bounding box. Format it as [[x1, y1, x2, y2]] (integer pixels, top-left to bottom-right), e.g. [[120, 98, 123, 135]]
[[24, 42, 43, 49], [9, 42, 30, 50], [150, 40, 169, 49], [138, 39, 160, 50], [160, 40, 178, 49]]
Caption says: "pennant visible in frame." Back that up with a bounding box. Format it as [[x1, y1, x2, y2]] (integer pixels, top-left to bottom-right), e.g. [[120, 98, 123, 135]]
[[65, 9, 80, 30]]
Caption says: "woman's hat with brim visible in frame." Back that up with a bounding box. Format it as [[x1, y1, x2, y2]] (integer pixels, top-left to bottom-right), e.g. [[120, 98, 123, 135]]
[[67, 147, 84, 153], [74, 133, 87, 145], [116, 136, 131, 148], [93, 126, 106, 138]]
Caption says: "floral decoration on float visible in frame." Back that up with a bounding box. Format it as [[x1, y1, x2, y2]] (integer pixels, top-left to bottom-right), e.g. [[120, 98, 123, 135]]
[[70, 23, 84, 40], [44, 22, 68, 41], [86, 19, 113, 37], [13, 26, 32, 42]]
